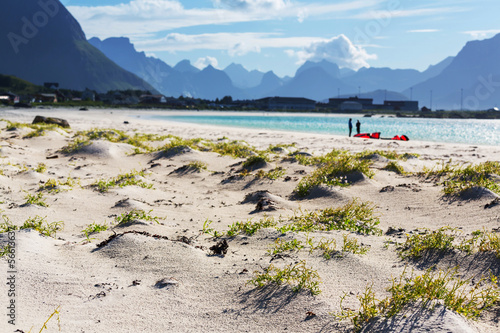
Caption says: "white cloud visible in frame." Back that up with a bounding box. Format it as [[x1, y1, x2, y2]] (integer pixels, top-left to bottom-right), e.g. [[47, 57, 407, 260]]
[[194, 56, 219, 70], [212, 0, 290, 11], [352, 7, 462, 20], [407, 29, 440, 33], [291, 34, 377, 70], [228, 42, 261, 56], [463, 30, 500, 40], [67, 0, 384, 39], [135, 32, 321, 54]]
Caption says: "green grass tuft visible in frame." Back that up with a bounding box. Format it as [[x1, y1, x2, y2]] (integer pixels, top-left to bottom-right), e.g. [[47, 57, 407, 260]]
[[279, 199, 381, 235], [115, 209, 161, 225], [82, 223, 108, 242], [294, 153, 374, 197], [24, 192, 48, 207], [226, 216, 278, 237], [93, 170, 153, 192], [384, 161, 406, 175], [336, 267, 500, 331], [248, 260, 321, 295]]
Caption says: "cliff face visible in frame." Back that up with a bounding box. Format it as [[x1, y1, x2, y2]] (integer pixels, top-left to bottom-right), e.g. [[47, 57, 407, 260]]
[[0, 0, 156, 93]]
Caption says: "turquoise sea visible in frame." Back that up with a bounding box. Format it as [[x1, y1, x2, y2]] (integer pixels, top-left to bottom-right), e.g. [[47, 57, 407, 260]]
[[146, 113, 500, 146]]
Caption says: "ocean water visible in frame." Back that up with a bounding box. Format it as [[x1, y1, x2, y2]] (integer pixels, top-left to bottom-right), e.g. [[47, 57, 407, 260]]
[[146, 113, 500, 146]]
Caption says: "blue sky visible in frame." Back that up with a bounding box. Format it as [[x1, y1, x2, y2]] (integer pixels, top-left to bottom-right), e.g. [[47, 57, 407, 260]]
[[61, 0, 500, 77]]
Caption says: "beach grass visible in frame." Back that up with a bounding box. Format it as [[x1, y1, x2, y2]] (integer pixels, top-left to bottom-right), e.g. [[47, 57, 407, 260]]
[[268, 235, 368, 259], [1, 215, 63, 237], [248, 260, 321, 295], [186, 161, 208, 172], [337, 267, 500, 331], [24, 192, 49, 207], [93, 169, 153, 192], [82, 223, 108, 242], [384, 161, 407, 175], [115, 209, 161, 225], [294, 153, 374, 197], [255, 167, 286, 180], [419, 161, 500, 196], [226, 216, 278, 237], [279, 199, 381, 235], [396, 227, 500, 259]]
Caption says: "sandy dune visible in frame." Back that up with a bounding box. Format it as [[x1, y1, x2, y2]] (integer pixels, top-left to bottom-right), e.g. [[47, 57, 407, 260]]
[[0, 108, 499, 332]]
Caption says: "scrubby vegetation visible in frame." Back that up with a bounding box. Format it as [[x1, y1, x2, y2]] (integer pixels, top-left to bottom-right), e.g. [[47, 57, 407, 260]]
[[396, 227, 500, 259], [24, 192, 48, 207], [0, 215, 63, 238], [226, 216, 278, 237], [114, 209, 161, 225], [93, 169, 153, 192], [336, 267, 500, 331], [419, 161, 500, 196], [38, 177, 80, 193], [6, 120, 68, 139], [294, 152, 374, 197], [278, 199, 381, 235], [268, 234, 369, 259], [248, 260, 321, 295]]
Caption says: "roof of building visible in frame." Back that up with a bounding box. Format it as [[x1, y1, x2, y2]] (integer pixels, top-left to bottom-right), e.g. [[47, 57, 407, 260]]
[[257, 96, 316, 103]]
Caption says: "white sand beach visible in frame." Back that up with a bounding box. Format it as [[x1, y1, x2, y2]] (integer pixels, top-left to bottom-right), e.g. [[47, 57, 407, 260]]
[[0, 108, 500, 333]]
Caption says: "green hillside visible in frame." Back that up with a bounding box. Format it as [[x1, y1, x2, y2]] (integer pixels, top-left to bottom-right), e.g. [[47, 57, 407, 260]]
[[0, 74, 45, 95]]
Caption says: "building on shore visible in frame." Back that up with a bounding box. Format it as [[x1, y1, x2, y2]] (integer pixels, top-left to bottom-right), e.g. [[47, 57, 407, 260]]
[[34, 93, 58, 103], [328, 96, 419, 112], [382, 100, 419, 112], [256, 97, 316, 110], [0, 91, 19, 104], [329, 97, 374, 110], [140, 94, 167, 104]]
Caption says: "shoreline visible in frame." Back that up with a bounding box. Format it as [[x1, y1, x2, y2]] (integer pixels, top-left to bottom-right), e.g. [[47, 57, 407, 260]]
[[3, 103, 500, 120], [2, 107, 500, 148]]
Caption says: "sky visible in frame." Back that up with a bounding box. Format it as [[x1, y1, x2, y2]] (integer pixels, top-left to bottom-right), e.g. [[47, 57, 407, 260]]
[[61, 0, 500, 78]]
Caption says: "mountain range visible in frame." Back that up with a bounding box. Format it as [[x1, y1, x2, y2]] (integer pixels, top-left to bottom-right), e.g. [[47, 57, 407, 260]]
[[89, 34, 500, 109], [1, 0, 500, 110]]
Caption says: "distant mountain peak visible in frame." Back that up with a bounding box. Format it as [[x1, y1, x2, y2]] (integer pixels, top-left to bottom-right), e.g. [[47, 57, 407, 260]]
[[296, 59, 340, 79], [174, 60, 200, 73], [224, 62, 265, 89]]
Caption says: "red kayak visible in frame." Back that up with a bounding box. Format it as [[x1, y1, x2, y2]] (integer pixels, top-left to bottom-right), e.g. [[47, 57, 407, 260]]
[[354, 132, 409, 141]]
